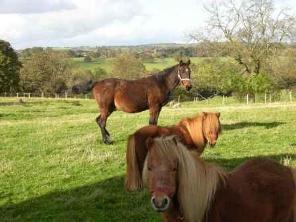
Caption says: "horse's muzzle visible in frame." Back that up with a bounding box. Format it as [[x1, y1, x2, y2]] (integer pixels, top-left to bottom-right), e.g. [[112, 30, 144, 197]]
[[209, 141, 217, 147], [186, 85, 192, 91], [151, 195, 170, 212]]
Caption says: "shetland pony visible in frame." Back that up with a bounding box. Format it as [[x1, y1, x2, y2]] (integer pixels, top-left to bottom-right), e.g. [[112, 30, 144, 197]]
[[71, 60, 192, 144], [125, 112, 221, 191], [143, 136, 296, 222]]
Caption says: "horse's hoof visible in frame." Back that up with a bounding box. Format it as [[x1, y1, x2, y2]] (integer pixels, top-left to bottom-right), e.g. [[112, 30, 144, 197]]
[[103, 138, 113, 144]]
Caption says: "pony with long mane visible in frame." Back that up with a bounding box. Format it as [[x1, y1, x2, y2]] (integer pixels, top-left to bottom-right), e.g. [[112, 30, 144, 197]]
[[143, 136, 296, 222], [125, 112, 221, 191], [72, 60, 192, 144]]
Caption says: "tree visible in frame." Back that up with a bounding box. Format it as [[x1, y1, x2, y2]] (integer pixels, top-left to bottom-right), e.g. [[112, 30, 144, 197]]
[[0, 40, 21, 93], [84, 55, 92, 62], [191, 0, 296, 75], [20, 50, 71, 94], [111, 53, 146, 79]]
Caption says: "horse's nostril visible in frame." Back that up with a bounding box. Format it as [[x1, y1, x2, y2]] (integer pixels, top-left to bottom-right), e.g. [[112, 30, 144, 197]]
[[163, 197, 169, 207]]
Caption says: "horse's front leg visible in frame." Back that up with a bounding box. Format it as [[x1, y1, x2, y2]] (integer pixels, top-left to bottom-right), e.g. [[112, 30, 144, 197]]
[[149, 105, 161, 125]]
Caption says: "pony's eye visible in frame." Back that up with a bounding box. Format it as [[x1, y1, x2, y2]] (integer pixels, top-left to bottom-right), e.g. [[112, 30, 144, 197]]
[[148, 167, 152, 171]]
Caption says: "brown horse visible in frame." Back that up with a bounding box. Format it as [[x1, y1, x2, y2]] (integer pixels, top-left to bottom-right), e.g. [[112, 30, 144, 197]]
[[143, 136, 296, 222], [125, 112, 221, 191], [72, 60, 192, 144]]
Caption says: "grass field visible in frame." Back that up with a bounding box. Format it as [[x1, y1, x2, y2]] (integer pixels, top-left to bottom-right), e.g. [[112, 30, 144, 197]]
[[71, 57, 206, 73], [0, 97, 295, 221]]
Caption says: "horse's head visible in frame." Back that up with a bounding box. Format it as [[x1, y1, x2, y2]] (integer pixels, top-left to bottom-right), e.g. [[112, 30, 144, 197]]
[[177, 60, 192, 91], [144, 137, 179, 212], [202, 112, 221, 147]]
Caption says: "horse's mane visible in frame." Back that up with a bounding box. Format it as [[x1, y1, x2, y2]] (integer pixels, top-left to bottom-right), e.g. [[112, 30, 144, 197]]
[[143, 136, 226, 222], [152, 65, 177, 81], [178, 113, 221, 151]]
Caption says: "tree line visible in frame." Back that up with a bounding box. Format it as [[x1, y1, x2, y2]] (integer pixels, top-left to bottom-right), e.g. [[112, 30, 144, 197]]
[[0, 0, 295, 97]]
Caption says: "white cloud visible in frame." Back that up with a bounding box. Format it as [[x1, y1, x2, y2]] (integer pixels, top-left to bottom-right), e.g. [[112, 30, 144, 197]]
[[0, 0, 143, 48], [0, 0, 76, 14]]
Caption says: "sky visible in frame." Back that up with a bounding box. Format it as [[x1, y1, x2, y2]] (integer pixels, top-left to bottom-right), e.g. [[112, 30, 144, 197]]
[[0, 0, 295, 49]]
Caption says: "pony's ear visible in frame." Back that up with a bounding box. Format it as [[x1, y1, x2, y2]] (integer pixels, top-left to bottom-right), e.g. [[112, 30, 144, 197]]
[[201, 112, 207, 119], [216, 112, 220, 118], [146, 137, 154, 150], [186, 59, 191, 65], [179, 60, 184, 65]]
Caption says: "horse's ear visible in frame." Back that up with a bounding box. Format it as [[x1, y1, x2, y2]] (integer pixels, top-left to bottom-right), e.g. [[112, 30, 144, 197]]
[[186, 59, 191, 65], [216, 112, 220, 118], [146, 137, 154, 150], [201, 112, 207, 119], [179, 60, 184, 65]]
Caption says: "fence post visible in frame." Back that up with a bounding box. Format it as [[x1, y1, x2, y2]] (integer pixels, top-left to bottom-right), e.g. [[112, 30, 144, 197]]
[[16, 93, 19, 98], [289, 91, 292, 102], [269, 94, 272, 103], [65, 92, 68, 99], [28, 93, 31, 99], [222, 95, 225, 105], [41, 92, 44, 98], [264, 93, 267, 104], [246, 94, 249, 105], [85, 94, 88, 100]]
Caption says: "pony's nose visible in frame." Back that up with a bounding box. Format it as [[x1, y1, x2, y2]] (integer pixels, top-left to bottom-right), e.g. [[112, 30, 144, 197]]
[[209, 140, 217, 147], [151, 195, 170, 212]]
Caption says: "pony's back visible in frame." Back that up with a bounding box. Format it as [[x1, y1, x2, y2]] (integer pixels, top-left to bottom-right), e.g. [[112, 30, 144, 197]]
[[207, 158, 296, 222]]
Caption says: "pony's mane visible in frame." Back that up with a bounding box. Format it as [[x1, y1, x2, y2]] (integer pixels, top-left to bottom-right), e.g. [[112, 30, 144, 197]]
[[143, 136, 226, 222], [179, 115, 205, 150]]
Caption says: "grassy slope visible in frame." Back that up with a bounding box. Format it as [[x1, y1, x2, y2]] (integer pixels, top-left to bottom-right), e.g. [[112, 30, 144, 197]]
[[0, 97, 295, 221]]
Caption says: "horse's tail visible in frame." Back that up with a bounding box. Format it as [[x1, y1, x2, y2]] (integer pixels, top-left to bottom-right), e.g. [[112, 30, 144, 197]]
[[71, 79, 96, 94], [125, 134, 143, 191]]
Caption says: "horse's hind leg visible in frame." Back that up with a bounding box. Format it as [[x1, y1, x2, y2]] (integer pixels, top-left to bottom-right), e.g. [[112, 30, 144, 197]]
[[96, 111, 113, 144]]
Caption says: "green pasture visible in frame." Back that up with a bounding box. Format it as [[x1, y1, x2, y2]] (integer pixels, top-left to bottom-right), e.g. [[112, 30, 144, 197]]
[[70, 57, 206, 74], [0, 97, 295, 221]]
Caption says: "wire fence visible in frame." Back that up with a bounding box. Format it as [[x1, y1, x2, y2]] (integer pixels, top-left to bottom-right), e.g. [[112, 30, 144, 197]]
[[0, 90, 295, 105]]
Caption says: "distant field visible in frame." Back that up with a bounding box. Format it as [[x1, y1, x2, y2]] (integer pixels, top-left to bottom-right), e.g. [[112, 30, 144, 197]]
[[71, 57, 206, 74], [0, 97, 295, 221]]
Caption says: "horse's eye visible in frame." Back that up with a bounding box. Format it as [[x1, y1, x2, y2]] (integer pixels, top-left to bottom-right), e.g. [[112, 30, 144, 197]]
[[172, 168, 177, 172], [148, 167, 152, 171]]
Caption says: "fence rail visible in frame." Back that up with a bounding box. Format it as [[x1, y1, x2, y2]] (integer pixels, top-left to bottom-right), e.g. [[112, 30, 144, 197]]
[[0, 90, 295, 105]]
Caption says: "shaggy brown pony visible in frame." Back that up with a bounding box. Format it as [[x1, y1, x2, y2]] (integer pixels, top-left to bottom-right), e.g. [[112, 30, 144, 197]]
[[72, 60, 192, 144], [125, 112, 221, 191], [143, 136, 296, 222]]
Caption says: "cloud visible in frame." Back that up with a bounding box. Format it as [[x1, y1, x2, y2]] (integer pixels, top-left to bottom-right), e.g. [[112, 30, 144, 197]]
[[0, 0, 143, 48], [0, 0, 76, 14]]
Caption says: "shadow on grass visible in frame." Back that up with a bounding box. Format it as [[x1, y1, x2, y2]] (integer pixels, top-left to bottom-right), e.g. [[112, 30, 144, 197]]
[[0, 176, 159, 222], [1, 153, 295, 222], [206, 153, 296, 170], [223, 121, 285, 131]]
